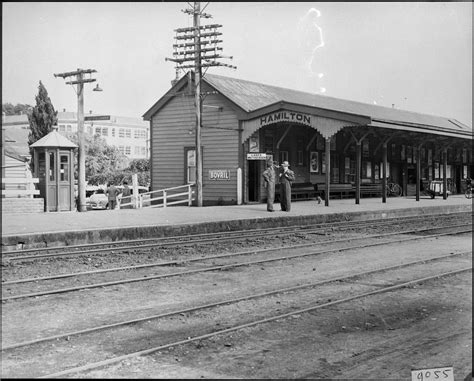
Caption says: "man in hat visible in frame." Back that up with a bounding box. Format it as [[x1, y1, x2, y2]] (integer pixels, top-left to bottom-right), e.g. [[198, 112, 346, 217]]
[[279, 161, 295, 211], [262, 160, 277, 212]]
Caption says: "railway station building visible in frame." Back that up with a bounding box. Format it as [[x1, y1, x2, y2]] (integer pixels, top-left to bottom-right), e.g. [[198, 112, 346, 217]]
[[143, 72, 472, 206]]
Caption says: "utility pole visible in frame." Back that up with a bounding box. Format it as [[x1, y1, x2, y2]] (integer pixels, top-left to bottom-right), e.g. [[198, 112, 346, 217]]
[[54, 68, 101, 212], [194, 2, 203, 207], [166, 1, 236, 207]]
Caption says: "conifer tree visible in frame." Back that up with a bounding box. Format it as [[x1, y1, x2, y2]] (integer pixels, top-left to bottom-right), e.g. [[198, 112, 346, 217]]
[[27, 81, 58, 156]]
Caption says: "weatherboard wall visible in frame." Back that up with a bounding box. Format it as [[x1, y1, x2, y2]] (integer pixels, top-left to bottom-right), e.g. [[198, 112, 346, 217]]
[[149, 87, 241, 205]]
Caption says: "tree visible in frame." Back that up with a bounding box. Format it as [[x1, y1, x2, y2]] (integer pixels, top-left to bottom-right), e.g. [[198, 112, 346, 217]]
[[66, 132, 128, 185], [2, 102, 33, 115], [127, 158, 150, 173], [27, 81, 58, 156]]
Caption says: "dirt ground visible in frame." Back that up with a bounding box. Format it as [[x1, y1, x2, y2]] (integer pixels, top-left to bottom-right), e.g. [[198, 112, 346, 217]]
[[1, 226, 472, 379], [73, 271, 472, 379]]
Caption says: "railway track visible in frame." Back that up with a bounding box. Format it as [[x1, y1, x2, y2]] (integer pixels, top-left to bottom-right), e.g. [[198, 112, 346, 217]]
[[2, 212, 471, 262], [2, 254, 470, 378], [2, 223, 471, 301], [2, 212, 471, 378]]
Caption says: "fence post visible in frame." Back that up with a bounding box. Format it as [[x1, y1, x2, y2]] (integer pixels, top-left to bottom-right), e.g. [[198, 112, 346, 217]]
[[163, 190, 167, 207], [188, 185, 192, 206], [139, 194, 143, 208], [132, 173, 139, 208], [237, 168, 242, 205]]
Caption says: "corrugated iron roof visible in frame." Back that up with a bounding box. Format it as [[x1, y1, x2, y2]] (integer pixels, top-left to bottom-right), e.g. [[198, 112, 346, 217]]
[[202, 73, 472, 135]]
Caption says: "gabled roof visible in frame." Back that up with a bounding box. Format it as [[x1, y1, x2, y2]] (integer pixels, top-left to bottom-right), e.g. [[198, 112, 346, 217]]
[[143, 72, 472, 138], [30, 129, 77, 148]]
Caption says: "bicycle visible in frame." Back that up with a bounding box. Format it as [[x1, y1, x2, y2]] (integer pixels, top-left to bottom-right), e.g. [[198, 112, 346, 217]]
[[446, 178, 457, 195], [386, 182, 402, 197], [464, 178, 472, 199]]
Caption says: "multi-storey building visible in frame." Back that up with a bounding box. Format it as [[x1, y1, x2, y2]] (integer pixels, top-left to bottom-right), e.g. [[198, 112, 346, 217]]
[[57, 110, 150, 161], [2, 111, 150, 164]]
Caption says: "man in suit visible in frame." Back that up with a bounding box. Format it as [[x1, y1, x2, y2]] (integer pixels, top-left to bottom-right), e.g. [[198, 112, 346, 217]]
[[262, 160, 277, 212], [106, 181, 120, 210], [279, 161, 295, 212]]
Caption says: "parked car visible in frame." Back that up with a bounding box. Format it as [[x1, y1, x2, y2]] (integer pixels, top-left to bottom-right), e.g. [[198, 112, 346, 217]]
[[88, 188, 110, 210], [86, 185, 149, 210]]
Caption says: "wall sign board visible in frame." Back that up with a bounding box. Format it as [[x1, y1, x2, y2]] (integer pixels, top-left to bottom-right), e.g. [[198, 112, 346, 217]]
[[247, 153, 267, 160], [209, 169, 231, 180]]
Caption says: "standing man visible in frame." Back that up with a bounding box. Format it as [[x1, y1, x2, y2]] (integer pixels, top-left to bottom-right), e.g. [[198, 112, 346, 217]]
[[121, 181, 132, 209], [279, 161, 295, 212], [106, 181, 119, 210], [262, 160, 277, 212]]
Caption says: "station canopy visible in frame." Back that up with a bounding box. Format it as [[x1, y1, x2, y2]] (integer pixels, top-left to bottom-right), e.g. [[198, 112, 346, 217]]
[[144, 72, 472, 141]]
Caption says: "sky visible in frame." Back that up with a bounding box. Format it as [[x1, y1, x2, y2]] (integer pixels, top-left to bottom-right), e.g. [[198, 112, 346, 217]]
[[2, 2, 472, 127]]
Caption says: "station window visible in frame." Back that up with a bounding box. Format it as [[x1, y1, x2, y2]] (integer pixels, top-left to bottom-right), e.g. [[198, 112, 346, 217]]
[[101, 127, 108, 136], [118, 146, 125, 154], [362, 161, 372, 179], [125, 146, 131, 155], [60, 155, 69, 182], [362, 140, 369, 158], [125, 129, 131, 138], [279, 151, 288, 164], [66, 125, 72, 132], [49, 152, 55, 181], [185, 148, 197, 184], [119, 129, 125, 138], [297, 150, 303, 166], [59, 125, 66, 132], [95, 127, 101, 135], [111, 128, 115, 137]]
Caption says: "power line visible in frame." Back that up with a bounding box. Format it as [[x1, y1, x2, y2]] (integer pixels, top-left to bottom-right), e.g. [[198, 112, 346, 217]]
[[54, 68, 101, 213], [165, 2, 236, 207]]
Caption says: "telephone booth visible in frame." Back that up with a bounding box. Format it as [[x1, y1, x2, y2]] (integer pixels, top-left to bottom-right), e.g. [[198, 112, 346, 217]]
[[31, 128, 77, 212]]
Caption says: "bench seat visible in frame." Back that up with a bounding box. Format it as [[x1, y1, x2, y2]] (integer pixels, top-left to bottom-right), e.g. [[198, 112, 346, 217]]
[[359, 183, 383, 197], [275, 182, 318, 201], [273, 182, 384, 202], [315, 183, 353, 199]]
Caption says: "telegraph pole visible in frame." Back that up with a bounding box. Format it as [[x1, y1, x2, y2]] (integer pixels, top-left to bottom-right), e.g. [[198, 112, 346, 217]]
[[54, 68, 100, 212], [194, 2, 203, 207], [166, 2, 236, 207]]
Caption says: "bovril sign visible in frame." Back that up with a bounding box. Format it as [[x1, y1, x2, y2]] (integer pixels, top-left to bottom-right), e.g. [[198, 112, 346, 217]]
[[209, 169, 231, 180]]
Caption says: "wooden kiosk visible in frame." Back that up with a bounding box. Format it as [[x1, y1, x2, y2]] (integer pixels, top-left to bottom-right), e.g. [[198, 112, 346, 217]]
[[30, 127, 77, 212]]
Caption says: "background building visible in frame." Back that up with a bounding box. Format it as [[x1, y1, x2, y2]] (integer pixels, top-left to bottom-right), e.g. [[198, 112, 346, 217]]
[[2, 111, 150, 165], [57, 110, 150, 162]]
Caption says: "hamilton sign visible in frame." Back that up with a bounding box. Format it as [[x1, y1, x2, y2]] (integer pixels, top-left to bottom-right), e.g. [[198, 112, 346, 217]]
[[259, 111, 311, 127]]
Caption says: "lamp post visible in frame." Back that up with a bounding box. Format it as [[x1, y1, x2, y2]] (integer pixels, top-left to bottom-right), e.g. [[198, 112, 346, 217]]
[[54, 68, 101, 212]]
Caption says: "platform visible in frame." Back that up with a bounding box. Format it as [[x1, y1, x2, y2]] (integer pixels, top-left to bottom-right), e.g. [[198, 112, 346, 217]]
[[2, 195, 472, 250]]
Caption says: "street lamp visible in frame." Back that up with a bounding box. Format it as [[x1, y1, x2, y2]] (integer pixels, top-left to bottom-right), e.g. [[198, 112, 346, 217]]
[[54, 68, 100, 212]]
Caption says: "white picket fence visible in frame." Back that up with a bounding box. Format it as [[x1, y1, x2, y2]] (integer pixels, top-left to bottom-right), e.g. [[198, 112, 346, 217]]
[[1, 177, 40, 198], [133, 184, 195, 209]]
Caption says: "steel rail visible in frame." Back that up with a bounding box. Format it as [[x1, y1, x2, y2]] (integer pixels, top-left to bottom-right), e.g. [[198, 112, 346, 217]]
[[36, 266, 472, 379], [2, 226, 471, 301], [3, 215, 471, 262], [2, 222, 471, 285], [2, 251, 470, 351], [4, 211, 469, 257]]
